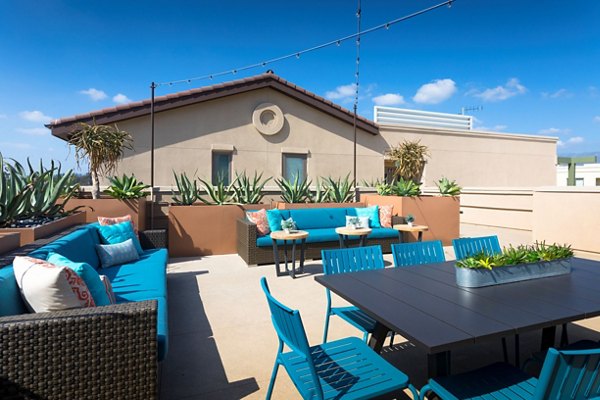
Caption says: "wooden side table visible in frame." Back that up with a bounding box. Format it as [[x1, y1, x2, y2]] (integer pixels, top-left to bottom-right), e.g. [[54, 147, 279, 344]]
[[335, 227, 372, 248], [393, 224, 429, 242], [270, 230, 309, 279]]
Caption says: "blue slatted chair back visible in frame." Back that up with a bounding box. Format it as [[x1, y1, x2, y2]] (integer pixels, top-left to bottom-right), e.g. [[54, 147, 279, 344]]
[[321, 245, 385, 275], [534, 347, 600, 399], [260, 277, 324, 399], [391, 240, 446, 267], [452, 235, 501, 260]]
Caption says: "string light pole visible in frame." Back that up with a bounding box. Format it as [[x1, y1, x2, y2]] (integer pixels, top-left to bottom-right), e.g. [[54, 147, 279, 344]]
[[353, 0, 362, 200], [150, 81, 156, 229]]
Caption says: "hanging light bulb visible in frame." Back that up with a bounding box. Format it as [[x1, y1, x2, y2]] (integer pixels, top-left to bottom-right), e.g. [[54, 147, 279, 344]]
[[385, 23, 390, 30], [295, 53, 300, 59], [336, 40, 341, 46]]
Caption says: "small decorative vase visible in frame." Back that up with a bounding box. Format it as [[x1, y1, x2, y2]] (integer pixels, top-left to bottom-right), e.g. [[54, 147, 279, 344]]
[[284, 228, 290, 234], [408, 222, 413, 227]]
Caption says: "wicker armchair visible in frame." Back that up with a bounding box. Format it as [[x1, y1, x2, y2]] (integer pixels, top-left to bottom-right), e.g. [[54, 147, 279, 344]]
[[237, 217, 400, 266], [0, 300, 158, 400]]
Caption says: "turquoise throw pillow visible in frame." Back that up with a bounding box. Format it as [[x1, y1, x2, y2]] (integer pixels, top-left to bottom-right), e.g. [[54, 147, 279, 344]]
[[96, 239, 140, 268], [356, 206, 381, 228], [266, 209, 283, 232], [47, 252, 111, 306], [98, 221, 143, 255]]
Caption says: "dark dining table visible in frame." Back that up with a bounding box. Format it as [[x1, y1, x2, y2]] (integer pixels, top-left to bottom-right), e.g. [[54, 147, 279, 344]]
[[315, 257, 600, 378]]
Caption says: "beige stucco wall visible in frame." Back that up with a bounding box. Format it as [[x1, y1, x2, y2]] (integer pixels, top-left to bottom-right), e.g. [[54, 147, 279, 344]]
[[379, 125, 557, 187], [111, 87, 386, 187]]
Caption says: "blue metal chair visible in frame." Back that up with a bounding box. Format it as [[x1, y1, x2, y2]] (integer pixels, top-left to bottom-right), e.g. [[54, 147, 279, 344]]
[[419, 346, 600, 400], [261, 277, 419, 400], [392, 240, 446, 267], [452, 235, 501, 260], [321, 245, 384, 343]]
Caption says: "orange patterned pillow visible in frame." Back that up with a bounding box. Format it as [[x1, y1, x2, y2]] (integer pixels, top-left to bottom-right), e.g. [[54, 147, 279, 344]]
[[246, 209, 271, 236], [98, 215, 136, 232], [379, 205, 393, 228]]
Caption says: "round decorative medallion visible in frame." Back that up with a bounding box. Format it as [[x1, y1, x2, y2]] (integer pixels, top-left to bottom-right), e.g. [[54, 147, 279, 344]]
[[252, 103, 284, 136]]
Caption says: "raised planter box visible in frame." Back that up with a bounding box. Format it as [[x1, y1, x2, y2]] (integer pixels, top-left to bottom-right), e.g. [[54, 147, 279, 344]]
[[0, 233, 20, 255], [455, 258, 572, 288], [1, 212, 86, 246], [65, 198, 147, 231], [168, 204, 265, 257], [272, 201, 365, 210], [360, 194, 459, 245]]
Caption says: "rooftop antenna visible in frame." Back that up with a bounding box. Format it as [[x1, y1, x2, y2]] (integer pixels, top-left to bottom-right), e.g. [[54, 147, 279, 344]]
[[460, 105, 482, 115]]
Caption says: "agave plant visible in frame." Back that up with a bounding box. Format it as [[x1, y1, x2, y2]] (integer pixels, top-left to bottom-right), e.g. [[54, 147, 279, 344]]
[[312, 178, 329, 203], [171, 171, 199, 205], [437, 177, 461, 196], [231, 171, 271, 204], [391, 178, 421, 197], [375, 181, 393, 196], [275, 176, 312, 203], [324, 174, 354, 203], [386, 140, 429, 183], [105, 174, 150, 199], [198, 176, 238, 205]]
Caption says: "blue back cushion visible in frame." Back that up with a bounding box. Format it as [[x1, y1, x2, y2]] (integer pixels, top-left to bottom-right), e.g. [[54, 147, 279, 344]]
[[289, 208, 347, 230], [0, 266, 27, 316], [29, 225, 101, 269]]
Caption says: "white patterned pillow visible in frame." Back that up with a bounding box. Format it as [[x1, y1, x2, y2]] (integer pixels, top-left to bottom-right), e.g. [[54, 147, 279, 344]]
[[13, 256, 96, 312], [96, 238, 140, 268], [99, 275, 117, 304]]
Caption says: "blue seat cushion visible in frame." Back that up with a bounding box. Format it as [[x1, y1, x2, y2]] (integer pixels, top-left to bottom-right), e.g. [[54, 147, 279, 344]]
[[29, 225, 101, 269], [0, 266, 28, 316], [101, 248, 169, 361], [289, 208, 347, 230]]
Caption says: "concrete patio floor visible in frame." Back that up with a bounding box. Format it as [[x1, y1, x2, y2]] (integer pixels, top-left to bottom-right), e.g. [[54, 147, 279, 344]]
[[159, 225, 600, 399]]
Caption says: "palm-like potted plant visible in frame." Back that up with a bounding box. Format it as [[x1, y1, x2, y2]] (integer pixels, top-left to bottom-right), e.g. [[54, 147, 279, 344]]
[[68, 122, 133, 199], [386, 140, 429, 184]]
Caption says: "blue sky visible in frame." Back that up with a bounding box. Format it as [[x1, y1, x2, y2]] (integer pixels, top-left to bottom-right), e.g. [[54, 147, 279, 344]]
[[1, 0, 599, 172]]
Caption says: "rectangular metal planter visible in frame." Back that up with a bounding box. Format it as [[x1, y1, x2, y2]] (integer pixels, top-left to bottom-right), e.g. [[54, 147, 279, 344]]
[[455, 258, 572, 288]]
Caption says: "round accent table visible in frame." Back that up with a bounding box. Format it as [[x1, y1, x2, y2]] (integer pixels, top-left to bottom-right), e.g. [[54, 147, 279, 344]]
[[270, 230, 309, 279], [335, 227, 372, 248], [393, 224, 429, 242]]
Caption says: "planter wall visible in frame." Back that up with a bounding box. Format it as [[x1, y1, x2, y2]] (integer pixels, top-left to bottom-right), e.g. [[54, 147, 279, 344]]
[[0, 233, 20, 255], [65, 198, 147, 231], [455, 258, 572, 288], [360, 194, 459, 245], [272, 202, 365, 210], [168, 204, 265, 257], [1, 212, 86, 246]]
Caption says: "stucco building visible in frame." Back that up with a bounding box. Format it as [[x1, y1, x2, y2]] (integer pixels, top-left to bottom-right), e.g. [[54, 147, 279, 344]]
[[48, 72, 558, 189]]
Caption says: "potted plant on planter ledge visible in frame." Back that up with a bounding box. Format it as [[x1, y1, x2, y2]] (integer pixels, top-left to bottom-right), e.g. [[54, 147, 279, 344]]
[[455, 242, 574, 288]]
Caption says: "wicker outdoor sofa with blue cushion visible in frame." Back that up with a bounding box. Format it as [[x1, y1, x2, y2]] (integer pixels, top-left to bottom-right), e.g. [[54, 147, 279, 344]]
[[237, 207, 401, 265], [0, 223, 168, 400]]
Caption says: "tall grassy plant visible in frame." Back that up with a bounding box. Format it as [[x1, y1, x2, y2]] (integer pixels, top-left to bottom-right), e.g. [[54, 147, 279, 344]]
[[231, 171, 271, 204], [275, 176, 312, 203], [172, 171, 199, 205], [387, 140, 429, 183], [198, 177, 238, 205], [68, 122, 133, 199], [324, 174, 354, 203], [312, 178, 329, 203]]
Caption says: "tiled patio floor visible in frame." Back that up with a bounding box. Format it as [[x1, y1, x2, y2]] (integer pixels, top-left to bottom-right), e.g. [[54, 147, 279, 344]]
[[159, 226, 600, 399]]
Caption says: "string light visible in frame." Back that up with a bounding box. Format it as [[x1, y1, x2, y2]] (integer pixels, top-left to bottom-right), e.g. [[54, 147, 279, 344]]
[[156, 0, 454, 87]]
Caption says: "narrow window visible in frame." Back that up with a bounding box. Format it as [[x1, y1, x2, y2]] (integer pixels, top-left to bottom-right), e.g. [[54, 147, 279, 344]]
[[282, 154, 307, 182], [212, 152, 232, 185]]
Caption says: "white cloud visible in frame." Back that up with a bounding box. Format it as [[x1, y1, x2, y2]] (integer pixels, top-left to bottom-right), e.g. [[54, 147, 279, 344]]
[[472, 78, 527, 102], [19, 110, 52, 123], [325, 83, 356, 102], [372, 93, 406, 106], [413, 79, 456, 104], [542, 88, 572, 99], [538, 127, 571, 135], [17, 127, 49, 136], [112, 93, 131, 104], [480, 124, 507, 132], [79, 88, 108, 101], [557, 136, 584, 147], [594, 116, 600, 123]]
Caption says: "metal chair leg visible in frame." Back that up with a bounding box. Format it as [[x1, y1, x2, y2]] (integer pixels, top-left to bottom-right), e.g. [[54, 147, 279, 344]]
[[323, 314, 331, 343]]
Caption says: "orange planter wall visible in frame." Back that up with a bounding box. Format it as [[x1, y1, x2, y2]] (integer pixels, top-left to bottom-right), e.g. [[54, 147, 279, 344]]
[[360, 194, 459, 245], [168, 204, 265, 257], [65, 198, 147, 231]]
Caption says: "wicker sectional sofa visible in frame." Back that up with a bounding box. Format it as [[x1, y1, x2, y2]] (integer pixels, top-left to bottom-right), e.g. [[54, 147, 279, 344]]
[[237, 207, 401, 266], [0, 223, 168, 400]]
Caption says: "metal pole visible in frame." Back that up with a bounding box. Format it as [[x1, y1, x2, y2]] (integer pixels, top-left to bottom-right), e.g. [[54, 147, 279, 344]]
[[150, 82, 156, 229], [353, 0, 362, 201]]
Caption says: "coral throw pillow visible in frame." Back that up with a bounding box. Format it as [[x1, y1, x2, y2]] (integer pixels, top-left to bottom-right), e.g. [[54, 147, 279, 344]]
[[246, 209, 271, 236], [13, 256, 96, 313], [379, 205, 393, 228], [98, 215, 136, 232]]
